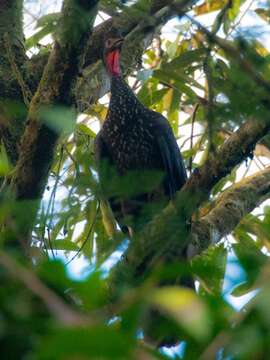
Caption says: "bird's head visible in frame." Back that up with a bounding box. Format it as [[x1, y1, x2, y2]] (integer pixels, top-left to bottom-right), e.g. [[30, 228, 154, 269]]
[[103, 33, 124, 77]]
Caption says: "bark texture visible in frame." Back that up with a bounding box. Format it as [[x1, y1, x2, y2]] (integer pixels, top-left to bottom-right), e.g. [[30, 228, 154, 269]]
[[7, 0, 99, 251], [0, 0, 26, 164], [191, 167, 270, 254]]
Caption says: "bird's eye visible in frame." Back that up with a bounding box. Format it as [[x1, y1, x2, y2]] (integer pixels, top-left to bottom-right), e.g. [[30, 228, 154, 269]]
[[106, 39, 112, 48]]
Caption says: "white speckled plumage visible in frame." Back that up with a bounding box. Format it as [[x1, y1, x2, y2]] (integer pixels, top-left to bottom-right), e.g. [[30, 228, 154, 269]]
[[94, 38, 187, 232]]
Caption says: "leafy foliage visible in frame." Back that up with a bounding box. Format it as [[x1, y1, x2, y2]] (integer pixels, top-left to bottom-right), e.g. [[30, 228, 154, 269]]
[[1, 0, 270, 358]]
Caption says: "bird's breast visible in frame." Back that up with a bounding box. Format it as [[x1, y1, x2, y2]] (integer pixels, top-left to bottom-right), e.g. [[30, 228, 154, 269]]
[[102, 117, 160, 173]]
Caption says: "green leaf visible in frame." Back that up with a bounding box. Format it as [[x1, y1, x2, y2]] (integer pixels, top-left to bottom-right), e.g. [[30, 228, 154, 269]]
[[25, 13, 60, 49], [194, 0, 227, 16], [164, 49, 204, 71], [49, 239, 80, 251], [238, 213, 270, 248], [37, 326, 134, 359], [231, 281, 255, 297], [0, 142, 12, 176], [149, 287, 211, 341], [192, 244, 227, 295], [74, 271, 108, 310], [76, 123, 96, 138], [233, 229, 268, 285], [39, 105, 76, 135], [37, 259, 73, 297], [228, 0, 242, 21], [211, 167, 237, 196]]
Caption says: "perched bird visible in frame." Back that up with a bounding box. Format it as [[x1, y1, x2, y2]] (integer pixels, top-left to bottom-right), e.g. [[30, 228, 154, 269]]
[[94, 33, 187, 235]]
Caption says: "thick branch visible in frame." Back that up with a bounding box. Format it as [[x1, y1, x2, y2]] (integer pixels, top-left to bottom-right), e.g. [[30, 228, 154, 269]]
[[179, 117, 270, 216], [105, 5, 270, 297], [0, 0, 26, 164], [9, 0, 99, 250], [13, 0, 99, 200], [191, 167, 270, 254], [110, 116, 270, 299]]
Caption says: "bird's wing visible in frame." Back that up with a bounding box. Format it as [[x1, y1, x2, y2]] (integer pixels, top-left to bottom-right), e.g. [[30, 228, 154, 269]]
[[94, 132, 112, 178], [153, 113, 187, 199], [94, 132, 129, 233]]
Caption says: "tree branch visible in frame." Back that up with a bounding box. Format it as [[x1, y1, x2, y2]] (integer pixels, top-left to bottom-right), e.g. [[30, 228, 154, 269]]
[[180, 117, 270, 216], [190, 167, 270, 255], [0, 0, 26, 164], [9, 0, 99, 251], [110, 115, 270, 299]]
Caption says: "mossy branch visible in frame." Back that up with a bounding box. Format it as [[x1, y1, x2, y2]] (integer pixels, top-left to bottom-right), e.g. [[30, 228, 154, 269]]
[[0, 0, 26, 164], [180, 117, 270, 216], [9, 0, 99, 251], [190, 167, 270, 255], [110, 115, 270, 299]]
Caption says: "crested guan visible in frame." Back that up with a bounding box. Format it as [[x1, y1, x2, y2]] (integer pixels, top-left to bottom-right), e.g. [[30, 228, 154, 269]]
[[95, 34, 187, 235], [95, 34, 192, 347]]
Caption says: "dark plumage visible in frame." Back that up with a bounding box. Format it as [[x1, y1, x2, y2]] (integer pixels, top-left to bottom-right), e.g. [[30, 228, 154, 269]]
[[95, 35, 187, 234]]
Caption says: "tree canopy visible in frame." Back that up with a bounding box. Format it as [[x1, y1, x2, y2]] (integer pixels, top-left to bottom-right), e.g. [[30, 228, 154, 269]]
[[1, 0, 270, 358]]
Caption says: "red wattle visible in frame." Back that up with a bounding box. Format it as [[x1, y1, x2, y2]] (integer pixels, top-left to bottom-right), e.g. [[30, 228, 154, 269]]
[[106, 50, 120, 76]]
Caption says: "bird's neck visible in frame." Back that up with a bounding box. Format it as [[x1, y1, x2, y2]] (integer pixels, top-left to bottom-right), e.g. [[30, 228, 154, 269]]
[[105, 49, 143, 125], [109, 75, 142, 122]]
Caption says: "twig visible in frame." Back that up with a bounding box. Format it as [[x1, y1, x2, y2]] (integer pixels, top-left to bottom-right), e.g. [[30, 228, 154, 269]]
[[212, 0, 233, 35], [189, 103, 199, 172], [42, 145, 64, 258], [256, 155, 267, 169], [179, 132, 202, 150], [65, 202, 100, 265], [253, 155, 264, 171], [241, 157, 252, 180], [225, 0, 255, 38], [185, 15, 270, 95]]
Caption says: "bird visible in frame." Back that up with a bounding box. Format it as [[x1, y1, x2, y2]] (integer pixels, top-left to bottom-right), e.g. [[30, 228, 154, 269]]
[[94, 33, 187, 236], [94, 33, 192, 346]]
